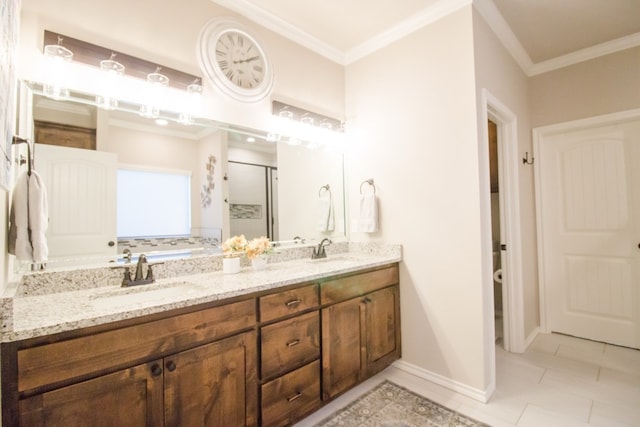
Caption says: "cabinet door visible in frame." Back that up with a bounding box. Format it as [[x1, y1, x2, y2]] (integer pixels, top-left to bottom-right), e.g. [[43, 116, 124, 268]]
[[164, 331, 258, 427], [365, 286, 401, 376], [321, 298, 364, 400], [18, 361, 163, 427]]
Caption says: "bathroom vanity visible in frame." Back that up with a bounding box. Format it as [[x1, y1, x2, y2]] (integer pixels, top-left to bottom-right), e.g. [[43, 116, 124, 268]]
[[1, 245, 401, 426]]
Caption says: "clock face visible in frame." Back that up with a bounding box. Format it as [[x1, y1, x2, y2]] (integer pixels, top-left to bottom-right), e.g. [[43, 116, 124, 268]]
[[215, 30, 265, 90], [197, 19, 274, 102]]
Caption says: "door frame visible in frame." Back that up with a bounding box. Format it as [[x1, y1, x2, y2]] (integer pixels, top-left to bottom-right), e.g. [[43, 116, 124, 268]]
[[480, 89, 526, 354], [533, 107, 640, 334]]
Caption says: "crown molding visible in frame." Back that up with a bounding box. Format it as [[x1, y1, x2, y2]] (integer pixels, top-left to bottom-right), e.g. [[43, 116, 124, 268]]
[[213, 0, 640, 74], [472, 0, 533, 73], [345, 0, 472, 64], [211, 0, 345, 64], [473, 0, 640, 76], [527, 31, 640, 76], [35, 97, 94, 117]]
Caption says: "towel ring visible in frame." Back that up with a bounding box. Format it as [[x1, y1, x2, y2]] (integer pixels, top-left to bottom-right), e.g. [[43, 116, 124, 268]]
[[319, 184, 330, 197], [359, 179, 375, 195]]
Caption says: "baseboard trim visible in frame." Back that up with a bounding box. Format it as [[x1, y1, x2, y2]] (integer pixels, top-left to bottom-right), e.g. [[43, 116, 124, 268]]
[[524, 326, 540, 351], [392, 360, 491, 403]]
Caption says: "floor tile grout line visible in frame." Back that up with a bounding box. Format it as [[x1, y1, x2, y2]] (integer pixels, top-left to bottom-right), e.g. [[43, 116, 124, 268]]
[[514, 402, 529, 426]]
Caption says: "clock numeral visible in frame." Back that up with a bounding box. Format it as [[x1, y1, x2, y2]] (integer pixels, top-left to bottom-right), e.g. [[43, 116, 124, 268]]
[[218, 60, 229, 70], [215, 49, 227, 57], [253, 65, 263, 73]]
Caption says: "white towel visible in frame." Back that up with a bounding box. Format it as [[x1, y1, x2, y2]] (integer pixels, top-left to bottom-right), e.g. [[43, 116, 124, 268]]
[[359, 193, 378, 233], [8, 171, 49, 262], [317, 191, 335, 232]]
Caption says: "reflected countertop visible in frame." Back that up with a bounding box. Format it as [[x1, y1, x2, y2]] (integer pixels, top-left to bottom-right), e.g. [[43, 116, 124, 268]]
[[1, 243, 401, 342]]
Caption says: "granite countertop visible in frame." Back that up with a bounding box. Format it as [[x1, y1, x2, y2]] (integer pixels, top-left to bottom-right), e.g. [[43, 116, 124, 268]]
[[2, 243, 401, 342]]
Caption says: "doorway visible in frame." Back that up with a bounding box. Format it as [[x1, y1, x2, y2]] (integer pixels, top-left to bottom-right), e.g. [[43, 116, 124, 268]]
[[228, 161, 279, 241], [481, 89, 527, 358], [488, 120, 505, 346]]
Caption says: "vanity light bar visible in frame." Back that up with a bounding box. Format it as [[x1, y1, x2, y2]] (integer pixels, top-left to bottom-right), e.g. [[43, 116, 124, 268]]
[[272, 100, 344, 132], [43, 30, 201, 91]]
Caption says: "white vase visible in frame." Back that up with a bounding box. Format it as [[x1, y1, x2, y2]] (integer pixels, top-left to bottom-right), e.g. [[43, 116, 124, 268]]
[[223, 257, 241, 274], [252, 257, 267, 270]]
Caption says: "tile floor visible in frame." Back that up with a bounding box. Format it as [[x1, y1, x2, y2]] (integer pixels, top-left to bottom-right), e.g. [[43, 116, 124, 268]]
[[295, 333, 640, 427]]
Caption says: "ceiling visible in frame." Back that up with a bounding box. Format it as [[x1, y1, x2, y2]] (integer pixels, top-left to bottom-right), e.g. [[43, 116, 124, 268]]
[[213, 0, 640, 75]]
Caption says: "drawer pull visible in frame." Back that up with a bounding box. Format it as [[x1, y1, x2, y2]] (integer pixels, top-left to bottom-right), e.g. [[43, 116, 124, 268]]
[[285, 299, 301, 307], [286, 339, 300, 347], [287, 392, 302, 402]]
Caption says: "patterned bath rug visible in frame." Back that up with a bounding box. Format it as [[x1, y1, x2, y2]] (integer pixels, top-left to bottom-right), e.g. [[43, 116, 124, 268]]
[[314, 381, 491, 427]]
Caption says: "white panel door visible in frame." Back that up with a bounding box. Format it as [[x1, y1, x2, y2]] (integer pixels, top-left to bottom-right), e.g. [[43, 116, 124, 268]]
[[538, 119, 640, 348], [36, 144, 118, 258]]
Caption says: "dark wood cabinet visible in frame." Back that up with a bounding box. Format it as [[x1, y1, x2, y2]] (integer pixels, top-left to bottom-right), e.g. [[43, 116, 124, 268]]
[[5, 299, 258, 427], [19, 361, 164, 426], [258, 284, 321, 427], [321, 266, 401, 400], [3, 263, 400, 427], [164, 331, 257, 427]]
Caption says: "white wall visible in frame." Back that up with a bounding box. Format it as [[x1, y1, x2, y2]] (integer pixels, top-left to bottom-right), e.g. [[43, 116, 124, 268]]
[[345, 6, 490, 393], [530, 46, 640, 127], [471, 9, 539, 343], [197, 132, 225, 237], [277, 142, 345, 243]]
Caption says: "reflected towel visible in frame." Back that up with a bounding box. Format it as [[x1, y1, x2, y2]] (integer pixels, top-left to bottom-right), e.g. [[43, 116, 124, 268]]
[[8, 171, 49, 262], [359, 193, 378, 233], [317, 191, 335, 232]]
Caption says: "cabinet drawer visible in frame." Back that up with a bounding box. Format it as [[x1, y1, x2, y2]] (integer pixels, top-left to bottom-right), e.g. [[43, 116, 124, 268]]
[[18, 299, 256, 393], [261, 311, 320, 380], [261, 360, 320, 427], [321, 264, 398, 304], [259, 284, 318, 322]]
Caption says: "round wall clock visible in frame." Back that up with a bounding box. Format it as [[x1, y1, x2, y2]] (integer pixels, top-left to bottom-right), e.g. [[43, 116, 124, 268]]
[[197, 18, 274, 103]]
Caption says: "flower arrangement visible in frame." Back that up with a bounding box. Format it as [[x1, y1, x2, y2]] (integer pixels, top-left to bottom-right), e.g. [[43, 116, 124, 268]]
[[245, 236, 273, 260], [221, 235, 247, 257]]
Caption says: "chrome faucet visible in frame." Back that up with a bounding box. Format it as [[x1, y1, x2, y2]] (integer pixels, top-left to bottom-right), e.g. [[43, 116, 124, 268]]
[[312, 238, 332, 259]]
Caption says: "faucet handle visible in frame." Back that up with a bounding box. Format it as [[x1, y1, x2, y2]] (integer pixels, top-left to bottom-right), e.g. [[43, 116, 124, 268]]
[[122, 268, 132, 287]]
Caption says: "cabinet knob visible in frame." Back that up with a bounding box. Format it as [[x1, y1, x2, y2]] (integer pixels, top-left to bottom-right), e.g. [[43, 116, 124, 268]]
[[166, 360, 177, 372], [150, 363, 163, 377], [108, 241, 115, 247]]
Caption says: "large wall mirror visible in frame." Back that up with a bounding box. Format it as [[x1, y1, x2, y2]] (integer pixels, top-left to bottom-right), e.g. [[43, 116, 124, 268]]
[[17, 81, 346, 268]]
